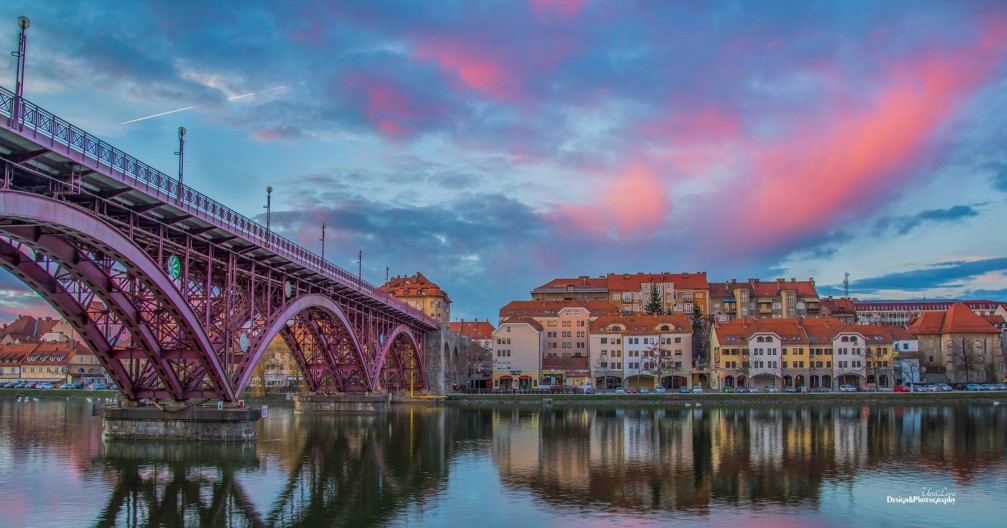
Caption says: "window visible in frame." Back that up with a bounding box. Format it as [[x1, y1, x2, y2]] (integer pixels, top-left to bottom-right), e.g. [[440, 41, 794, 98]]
[[601, 337, 608, 344], [507, 326, 511, 332], [622, 293, 632, 302]]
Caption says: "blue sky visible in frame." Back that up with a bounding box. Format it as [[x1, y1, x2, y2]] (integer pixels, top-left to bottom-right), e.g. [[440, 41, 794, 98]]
[[1, 1, 1006, 322]]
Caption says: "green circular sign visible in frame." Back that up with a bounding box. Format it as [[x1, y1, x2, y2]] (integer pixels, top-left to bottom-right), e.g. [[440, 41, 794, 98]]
[[167, 255, 181, 280], [284, 281, 293, 298], [239, 333, 249, 353]]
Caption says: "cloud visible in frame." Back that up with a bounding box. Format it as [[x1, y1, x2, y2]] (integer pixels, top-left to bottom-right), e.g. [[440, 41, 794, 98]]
[[843, 257, 1007, 295], [985, 161, 1007, 193], [874, 205, 980, 235]]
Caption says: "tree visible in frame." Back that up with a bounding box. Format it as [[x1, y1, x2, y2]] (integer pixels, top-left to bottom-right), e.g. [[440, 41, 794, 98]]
[[641, 340, 675, 387], [592, 351, 618, 389], [644, 283, 665, 315], [948, 338, 984, 384], [690, 305, 711, 366]]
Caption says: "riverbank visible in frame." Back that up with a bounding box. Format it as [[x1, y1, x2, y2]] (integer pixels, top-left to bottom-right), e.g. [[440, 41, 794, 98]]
[[0, 389, 295, 405], [446, 392, 1006, 406]]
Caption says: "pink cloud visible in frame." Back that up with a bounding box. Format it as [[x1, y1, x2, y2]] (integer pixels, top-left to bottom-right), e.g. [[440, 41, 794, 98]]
[[737, 17, 1007, 250], [413, 38, 519, 99], [557, 161, 671, 236], [343, 75, 444, 139]]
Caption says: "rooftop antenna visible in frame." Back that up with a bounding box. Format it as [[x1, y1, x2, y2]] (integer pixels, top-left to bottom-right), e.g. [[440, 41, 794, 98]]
[[843, 272, 849, 297]]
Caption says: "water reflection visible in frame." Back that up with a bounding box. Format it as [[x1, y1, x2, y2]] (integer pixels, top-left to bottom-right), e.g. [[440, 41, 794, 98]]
[[2, 401, 1004, 527], [490, 405, 1006, 515]]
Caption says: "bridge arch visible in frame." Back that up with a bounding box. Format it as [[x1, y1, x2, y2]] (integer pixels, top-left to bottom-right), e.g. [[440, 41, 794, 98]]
[[374, 324, 425, 391], [235, 294, 368, 395], [0, 191, 233, 400]]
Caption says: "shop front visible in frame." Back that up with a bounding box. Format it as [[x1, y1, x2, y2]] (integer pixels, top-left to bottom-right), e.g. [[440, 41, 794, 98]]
[[565, 370, 591, 388], [493, 370, 539, 390]]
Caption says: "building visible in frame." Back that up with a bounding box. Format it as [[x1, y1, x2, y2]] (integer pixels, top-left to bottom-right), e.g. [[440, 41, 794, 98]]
[[889, 327, 920, 385], [589, 314, 693, 390], [709, 278, 820, 322], [605, 272, 710, 316], [907, 303, 1004, 384], [0, 344, 34, 382], [530, 276, 609, 301], [0, 315, 59, 345], [710, 317, 888, 391], [19, 342, 74, 384], [498, 299, 621, 324], [65, 346, 105, 385], [379, 272, 451, 325], [449, 319, 496, 389], [820, 296, 856, 324], [491, 318, 544, 390], [855, 299, 1006, 326]]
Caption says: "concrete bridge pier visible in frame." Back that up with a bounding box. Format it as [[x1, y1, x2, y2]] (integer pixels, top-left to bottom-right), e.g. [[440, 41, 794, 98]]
[[101, 404, 261, 442]]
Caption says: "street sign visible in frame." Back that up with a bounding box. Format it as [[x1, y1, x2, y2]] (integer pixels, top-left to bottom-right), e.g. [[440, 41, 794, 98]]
[[167, 255, 181, 280]]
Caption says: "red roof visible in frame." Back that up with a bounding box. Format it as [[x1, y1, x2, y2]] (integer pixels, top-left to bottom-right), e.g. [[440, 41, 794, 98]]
[[499, 300, 620, 319], [606, 272, 709, 291], [449, 320, 496, 339], [532, 276, 608, 290], [748, 278, 819, 299], [820, 296, 856, 314], [0, 316, 59, 343], [907, 303, 1000, 335], [589, 314, 691, 334], [713, 318, 758, 342], [499, 317, 544, 332], [379, 272, 451, 302]]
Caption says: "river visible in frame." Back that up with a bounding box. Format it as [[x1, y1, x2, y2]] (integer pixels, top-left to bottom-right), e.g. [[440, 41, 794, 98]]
[[0, 399, 1004, 527]]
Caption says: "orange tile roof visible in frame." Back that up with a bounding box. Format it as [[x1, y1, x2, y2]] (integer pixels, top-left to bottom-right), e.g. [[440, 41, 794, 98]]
[[798, 317, 848, 343], [500, 317, 544, 332], [499, 300, 620, 319], [751, 319, 809, 343], [709, 281, 748, 300], [886, 327, 916, 340], [747, 278, 819, 299], [379, 272, 451, 302], [532, 276, 608, 290], [820, 296, 856, 314], [907, 303, 1000, 335], [0, 343, 36, 363], [606, 272, 709, 291], [712, 318, 758, 342], [589, 314, 692, 333], [856, 324, 894, 344], [449, 320, 496, 339]]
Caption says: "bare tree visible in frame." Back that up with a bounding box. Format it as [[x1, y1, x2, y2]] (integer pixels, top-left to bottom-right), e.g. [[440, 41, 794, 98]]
[[948, 338, 984, 384], [690, 306, 712, 367], [642, 341, 677, 387], [592, 352, 618, 390]]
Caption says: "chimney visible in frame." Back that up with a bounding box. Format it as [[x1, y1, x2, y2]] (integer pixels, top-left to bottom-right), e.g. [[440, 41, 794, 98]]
[[790, 278, 795, 282]]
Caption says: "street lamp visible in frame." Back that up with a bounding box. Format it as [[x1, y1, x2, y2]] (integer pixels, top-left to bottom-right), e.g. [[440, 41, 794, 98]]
[[319, 223, 326, 261], [10, 16, 30, 128], [174, 126, 186, 200], [264, 186, 273, 233]]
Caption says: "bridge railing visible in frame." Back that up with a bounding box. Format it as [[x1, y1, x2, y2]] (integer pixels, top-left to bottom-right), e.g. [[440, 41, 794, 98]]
[[0, 87, 436, 327]]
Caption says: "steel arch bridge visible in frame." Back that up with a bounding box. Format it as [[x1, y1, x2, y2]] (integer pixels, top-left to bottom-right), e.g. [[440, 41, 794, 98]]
[[0, 85, 437, 402]]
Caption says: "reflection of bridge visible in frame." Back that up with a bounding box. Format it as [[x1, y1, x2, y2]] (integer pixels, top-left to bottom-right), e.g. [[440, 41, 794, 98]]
[[0, 86, 436, 402], [95, 410, 448, 527]]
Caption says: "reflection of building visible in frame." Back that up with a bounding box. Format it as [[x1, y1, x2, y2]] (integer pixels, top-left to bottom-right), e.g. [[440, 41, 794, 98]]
[[379, 272, 452, 325], [908, 303, 1004, 384]]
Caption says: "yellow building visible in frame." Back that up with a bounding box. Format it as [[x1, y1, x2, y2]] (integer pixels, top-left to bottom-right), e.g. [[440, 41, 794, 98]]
[[379, 272, 452, 325], [491, 318, 543, 390]]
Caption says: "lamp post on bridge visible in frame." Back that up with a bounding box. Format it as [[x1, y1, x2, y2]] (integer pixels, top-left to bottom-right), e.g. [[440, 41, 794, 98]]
[[264, 186, 273, 235], [174, 127, 185, 202], [357, 249, 362, 287], [319, 223, 326, 261], [10, 16, 30, 129]]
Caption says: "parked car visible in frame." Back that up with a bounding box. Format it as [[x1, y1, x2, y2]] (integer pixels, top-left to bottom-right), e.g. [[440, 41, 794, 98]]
[[639, 387, 650, 394], [838, 385, 856, 392], [626, 387, 638, 394], [654, 386, 666, 394], [862, 384, 878, 392], [678, 386, 691, 394], [691, 386, 703, 393], [766, 386, 779, 393], [813, 386, 831, 393], [893, 384, 910, 392], [36, 382, 54, 390], [0, 382, 14, 389], [23, 382, 37, 389], [783, 386, 798, 393], [965, 384, 981, 391], [722, 386, 735, 393], [938, 384, 953, 392], [747, 387, 760, 393], [735, 386, 747, 393], [615, 387, 625, 394]]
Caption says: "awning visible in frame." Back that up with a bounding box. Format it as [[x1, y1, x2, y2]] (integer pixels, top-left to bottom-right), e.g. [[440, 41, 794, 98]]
[[518, 375, 531, 380], [498, 375, 513, 380]]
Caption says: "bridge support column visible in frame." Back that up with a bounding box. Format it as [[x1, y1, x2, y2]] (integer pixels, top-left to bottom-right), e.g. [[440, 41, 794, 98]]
[[101, 406, 261, 442], [293, 393, 390, 414]]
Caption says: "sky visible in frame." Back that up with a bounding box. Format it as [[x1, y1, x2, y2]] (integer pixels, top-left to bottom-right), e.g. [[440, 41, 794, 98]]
[[0, 0, 1006, 323]]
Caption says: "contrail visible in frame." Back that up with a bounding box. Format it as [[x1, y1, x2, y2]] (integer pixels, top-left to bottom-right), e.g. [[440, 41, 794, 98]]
[[120, 86, 288, 125]]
